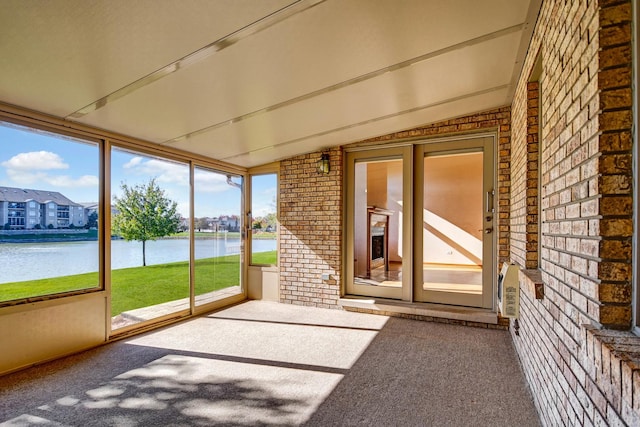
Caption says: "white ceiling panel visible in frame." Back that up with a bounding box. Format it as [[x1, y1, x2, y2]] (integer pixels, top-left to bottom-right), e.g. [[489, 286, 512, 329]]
[[224, 87, 511, 166], [0, 0, 293, 116], [0, 0, 541, 168], [165, 31, 521, 162]]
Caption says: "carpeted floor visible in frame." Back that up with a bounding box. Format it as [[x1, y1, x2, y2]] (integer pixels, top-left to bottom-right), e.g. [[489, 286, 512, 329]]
[[0, 301, 540, 426]]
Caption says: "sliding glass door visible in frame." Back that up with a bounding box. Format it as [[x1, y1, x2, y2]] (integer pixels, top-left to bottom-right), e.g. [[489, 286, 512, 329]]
[[345, 136, 495, 309]]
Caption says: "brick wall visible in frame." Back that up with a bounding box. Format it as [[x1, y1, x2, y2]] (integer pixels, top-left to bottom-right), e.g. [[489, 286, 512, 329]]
[[278, 2, 638, 423], [512, 79, 541, 266], [525, 81, 541, 269], [279, 147, 342, 308], [509, 0, 637, 425], [511, 78, 530, 269]]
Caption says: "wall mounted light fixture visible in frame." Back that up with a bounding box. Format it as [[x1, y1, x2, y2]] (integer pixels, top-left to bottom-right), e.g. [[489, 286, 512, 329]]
[[317, 153, 330, 174]]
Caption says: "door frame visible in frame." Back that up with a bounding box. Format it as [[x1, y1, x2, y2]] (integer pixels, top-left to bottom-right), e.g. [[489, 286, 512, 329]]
[[413, 135, 496, 309], [343, 133, 497, 310], [344, 145, 413, 301]]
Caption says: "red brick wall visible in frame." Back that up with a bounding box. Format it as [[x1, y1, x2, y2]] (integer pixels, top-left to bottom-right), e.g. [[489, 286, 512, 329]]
[[510, 0, 637, 425]]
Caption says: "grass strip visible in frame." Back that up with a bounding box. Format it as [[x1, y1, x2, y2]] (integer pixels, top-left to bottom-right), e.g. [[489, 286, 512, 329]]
[[0, 251, 277, 316]]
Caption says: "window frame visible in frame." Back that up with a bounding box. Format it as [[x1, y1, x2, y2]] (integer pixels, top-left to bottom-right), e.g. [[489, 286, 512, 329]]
[[0, 108, 249, 312], [247, 163, 279, 267], [0, 118, 104, 305]]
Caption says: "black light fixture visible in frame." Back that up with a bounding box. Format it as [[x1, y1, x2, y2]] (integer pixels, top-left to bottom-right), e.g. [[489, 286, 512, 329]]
[[317, 152, 330, 174]]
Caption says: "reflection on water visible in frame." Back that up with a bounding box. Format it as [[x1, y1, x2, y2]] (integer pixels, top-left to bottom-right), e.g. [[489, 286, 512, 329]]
[[0, 238, 276, 283]]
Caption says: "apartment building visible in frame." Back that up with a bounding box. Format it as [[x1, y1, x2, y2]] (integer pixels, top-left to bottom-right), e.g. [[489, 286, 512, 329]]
[[0, 186, 86, 230]]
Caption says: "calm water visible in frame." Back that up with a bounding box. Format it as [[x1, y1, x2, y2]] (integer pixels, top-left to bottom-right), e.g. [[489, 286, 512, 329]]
[[0, 238, 276, 283]]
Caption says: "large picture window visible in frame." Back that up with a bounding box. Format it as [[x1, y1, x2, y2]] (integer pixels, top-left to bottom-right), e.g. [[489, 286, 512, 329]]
[[0, 120, 250, 326], [0, 123, 100, 303]]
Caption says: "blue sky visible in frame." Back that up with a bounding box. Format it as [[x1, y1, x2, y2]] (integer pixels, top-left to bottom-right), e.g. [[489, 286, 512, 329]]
[[0, 124, 276, 218]]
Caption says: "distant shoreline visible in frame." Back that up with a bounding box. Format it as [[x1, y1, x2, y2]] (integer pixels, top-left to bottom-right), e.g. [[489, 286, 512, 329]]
[[0, 231, 276, 244]]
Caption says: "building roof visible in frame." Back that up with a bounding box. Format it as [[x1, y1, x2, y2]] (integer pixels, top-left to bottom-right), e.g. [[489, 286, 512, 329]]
[[0, 186, 81, 207]]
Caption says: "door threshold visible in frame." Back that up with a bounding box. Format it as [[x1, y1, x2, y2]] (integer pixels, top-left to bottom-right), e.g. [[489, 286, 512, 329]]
[[339, 296, 499, 326]]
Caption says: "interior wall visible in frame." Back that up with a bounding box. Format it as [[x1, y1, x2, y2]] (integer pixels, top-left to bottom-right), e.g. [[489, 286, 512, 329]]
[[378, 161, 403, 263], [423, 152, 483, 265]]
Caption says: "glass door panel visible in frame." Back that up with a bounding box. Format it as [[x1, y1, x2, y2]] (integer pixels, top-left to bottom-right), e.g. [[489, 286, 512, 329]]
[[346, 147, 411, 300], [415, 137, 495, 308], [193, 167, 243, 308]]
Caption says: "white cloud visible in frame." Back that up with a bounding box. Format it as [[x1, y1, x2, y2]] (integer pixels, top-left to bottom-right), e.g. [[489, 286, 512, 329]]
[[1, 151, 96, 189], [193, 170, 239, 193], [5, 169, 98, 188], [176, 201, 190, 218], [122, 157, 143, 169], [121, 157, 188, 185], [1, 151, 68, 170], [47, 174, 99, 188]]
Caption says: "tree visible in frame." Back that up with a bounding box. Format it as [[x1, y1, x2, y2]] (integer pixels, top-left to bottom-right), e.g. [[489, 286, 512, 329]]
[[86, 211, 98, 229], [112, 178, 180, 266]]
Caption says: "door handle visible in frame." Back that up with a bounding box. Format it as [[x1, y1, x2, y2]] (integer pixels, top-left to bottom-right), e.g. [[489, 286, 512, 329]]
[[486, 190, 495, 213], [484, 227, 493, 234]]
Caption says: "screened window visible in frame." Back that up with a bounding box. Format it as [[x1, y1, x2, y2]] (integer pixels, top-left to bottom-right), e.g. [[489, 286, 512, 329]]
[[0, 123, 100, 303], [250, 173, 277, 265]]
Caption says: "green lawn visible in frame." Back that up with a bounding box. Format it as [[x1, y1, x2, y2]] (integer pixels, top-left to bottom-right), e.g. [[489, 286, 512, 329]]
[[0, 250, 276, 316]]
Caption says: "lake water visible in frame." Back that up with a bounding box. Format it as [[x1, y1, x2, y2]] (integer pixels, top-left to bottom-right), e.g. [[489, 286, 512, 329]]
[[0, 238, 276, 283]]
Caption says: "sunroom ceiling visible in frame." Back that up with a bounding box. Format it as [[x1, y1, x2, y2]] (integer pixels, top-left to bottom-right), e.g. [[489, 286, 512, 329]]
[[0, 0, 540, 168]]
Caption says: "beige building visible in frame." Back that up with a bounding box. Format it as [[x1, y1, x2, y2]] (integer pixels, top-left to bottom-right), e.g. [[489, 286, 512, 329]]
[[0, 186, 86, 230], [0, 1, 639, 425]]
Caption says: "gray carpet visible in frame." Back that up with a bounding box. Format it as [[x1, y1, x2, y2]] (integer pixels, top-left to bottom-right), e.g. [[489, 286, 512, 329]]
[[0, 301, 539, 426]]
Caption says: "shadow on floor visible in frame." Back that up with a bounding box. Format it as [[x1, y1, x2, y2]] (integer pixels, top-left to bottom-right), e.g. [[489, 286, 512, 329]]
[[0, 301, 539, 426]]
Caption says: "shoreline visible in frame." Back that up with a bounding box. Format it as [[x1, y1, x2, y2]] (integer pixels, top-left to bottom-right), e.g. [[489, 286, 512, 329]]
[[0, 235, 276, 244]]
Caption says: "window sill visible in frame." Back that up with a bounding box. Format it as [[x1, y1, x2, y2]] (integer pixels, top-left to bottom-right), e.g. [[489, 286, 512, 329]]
[[583, 325, 640, 424], [519, 268, 544, 300]]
